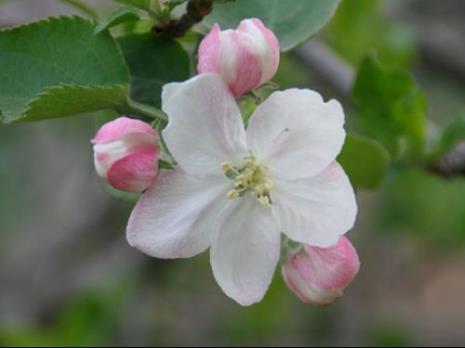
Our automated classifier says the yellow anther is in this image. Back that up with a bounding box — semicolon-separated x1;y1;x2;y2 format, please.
258;195;270;206
264;180;274;190
221;156;273;206
242;159;256;168
227;189;239;199
221;162;232;171
254;184;266;195
235;174;250;187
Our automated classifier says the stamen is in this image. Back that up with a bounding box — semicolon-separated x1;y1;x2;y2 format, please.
258;195;270;206
264;180;274;190
221;155;274;206
227;189;239;199
221;162;232;171
254;184;266;195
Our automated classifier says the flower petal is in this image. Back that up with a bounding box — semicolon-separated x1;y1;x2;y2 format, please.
197;23;221;74
127;169;229;258
210;197;281;306
92;116;156;144
162;74;247;177
93;132;157;179
107;149;158;192
272;162;357;248
236;18;280;85
246;89;345;180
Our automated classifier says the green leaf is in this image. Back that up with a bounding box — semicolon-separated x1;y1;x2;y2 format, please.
22;85;128;121
352;54;427;158
118;33;190;108
204;0;341;51
338;133;390;189
115;0;151;10
0;16;129;123
380;168;465;250
434;113;465;158
95;6;141;34
325;0;415;68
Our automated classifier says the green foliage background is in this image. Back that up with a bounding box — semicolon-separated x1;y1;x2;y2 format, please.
1;0;465;346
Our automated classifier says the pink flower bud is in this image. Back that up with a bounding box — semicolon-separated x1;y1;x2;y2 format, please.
198;18;280;96
282;237;360;305
92;117;159;193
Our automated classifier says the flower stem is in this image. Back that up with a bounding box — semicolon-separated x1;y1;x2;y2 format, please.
125;99;169;123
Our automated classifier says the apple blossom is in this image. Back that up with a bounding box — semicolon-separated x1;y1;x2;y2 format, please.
127;74;357;306
282;237;360;305
198;18;280;96
92;117;159;193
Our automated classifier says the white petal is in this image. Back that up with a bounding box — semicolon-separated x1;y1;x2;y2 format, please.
246;89;345;180
127;169;229;258
272;162;357;248
210;197;281;306
162;74;247;177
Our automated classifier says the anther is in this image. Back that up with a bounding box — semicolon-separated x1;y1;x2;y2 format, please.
258;195;270;206
227;190;239;199
221;162;232;171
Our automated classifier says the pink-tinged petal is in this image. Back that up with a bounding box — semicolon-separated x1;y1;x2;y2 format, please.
92;117;156;144
247;89;346;180
226;31;262;96
197;19;279;96
210;196;281;306
197;23;221;74
107;148;158;192
93;132;158;178
237;18;280;85
272;162;357;248
127;169;230;259
92;118;159;192
162;74;247;178
282;237;360;305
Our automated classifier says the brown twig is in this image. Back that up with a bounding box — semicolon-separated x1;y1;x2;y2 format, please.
153;0;213;38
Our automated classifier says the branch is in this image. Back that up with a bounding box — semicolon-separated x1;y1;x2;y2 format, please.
153;0;213;38
295;40;354;99
296;40;465;178
427;143;465;178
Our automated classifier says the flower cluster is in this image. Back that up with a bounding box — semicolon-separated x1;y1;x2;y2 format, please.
93;19;359;306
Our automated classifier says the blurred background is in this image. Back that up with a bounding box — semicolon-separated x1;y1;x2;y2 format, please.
1;0;465;346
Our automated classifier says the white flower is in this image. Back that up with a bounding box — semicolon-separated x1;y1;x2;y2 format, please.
126;74;357;306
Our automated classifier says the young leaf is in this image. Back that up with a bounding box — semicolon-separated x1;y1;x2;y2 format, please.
118;34;190;108
94;6;141;34
352;54;427;158
434;113;465;158
338;133;390;189
0;16;129;123
203;0;341;51
325;0;415;68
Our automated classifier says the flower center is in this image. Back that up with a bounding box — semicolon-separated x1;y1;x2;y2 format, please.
220;155;274;206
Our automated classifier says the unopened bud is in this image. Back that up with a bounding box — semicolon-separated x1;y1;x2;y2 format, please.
198;18;280;96
282;236;360;305
92;117;158;193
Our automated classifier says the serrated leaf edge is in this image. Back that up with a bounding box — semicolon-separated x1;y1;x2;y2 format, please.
8;83;129;123
0;15;94;33
0;16;131;123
